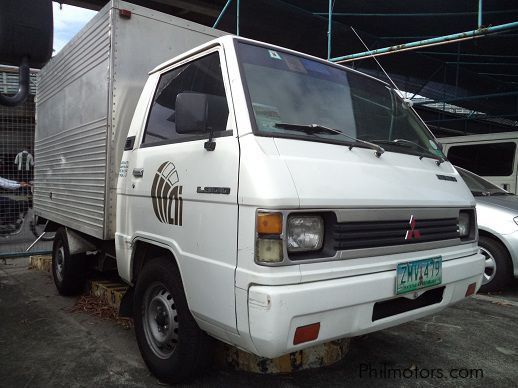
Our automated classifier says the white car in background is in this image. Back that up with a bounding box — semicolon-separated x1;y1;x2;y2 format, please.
456;166;518;292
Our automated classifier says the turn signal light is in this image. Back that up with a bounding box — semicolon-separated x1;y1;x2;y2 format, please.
293;322;320;345
257;212;283;235
465;282;477;297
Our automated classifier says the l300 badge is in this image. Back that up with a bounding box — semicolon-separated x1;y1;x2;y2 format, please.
197;186;231;195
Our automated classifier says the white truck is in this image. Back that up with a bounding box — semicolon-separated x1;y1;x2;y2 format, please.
34;1;484;383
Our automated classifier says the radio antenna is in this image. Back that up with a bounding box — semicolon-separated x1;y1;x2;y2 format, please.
350;26;403;96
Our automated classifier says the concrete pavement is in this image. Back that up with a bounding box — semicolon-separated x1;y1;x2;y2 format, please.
1;257;517;387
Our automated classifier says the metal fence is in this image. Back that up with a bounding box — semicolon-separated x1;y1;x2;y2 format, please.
0;68;53;258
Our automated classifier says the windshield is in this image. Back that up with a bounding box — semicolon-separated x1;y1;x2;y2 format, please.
237;42;444;159
456;166;508;196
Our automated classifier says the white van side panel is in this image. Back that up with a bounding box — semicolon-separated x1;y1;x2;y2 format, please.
441;133;518;193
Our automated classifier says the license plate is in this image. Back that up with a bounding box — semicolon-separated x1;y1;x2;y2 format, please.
396;256;442;295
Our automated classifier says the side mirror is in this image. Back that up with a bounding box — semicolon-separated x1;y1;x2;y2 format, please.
175;92;227;134
176;92;210;134
0;0;53;106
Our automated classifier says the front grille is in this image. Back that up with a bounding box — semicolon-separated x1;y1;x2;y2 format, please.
332;218;459;251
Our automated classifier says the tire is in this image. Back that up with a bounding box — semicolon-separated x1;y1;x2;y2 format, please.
134;256;210;384
51;228;86;296
479;235;513;293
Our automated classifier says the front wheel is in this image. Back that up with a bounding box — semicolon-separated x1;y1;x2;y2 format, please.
479;235;513;293
134;257;210;383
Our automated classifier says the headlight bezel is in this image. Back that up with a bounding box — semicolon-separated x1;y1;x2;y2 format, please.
255;210;333;265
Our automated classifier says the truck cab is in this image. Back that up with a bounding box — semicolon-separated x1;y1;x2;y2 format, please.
115;35;484;380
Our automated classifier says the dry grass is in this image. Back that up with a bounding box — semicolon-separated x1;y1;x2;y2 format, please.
68;294;134;329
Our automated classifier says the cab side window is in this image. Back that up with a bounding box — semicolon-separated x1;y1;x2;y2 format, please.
142;52;229;146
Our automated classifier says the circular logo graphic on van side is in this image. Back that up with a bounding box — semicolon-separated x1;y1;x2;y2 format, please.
151;161;183;226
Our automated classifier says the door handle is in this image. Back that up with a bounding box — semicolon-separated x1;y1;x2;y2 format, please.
133;168;144;177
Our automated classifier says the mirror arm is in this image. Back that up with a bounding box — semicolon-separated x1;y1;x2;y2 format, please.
0;56;30;107
204;127;216;151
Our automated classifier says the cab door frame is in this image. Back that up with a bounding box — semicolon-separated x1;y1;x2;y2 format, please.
124;43;242;335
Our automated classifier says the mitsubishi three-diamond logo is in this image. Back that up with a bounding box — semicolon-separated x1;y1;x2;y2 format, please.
405;215;421;240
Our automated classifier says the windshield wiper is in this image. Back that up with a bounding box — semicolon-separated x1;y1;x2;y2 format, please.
274;123;385;157
370;138;445;165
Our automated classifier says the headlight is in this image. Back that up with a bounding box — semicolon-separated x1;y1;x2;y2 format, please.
458;211;470;238
287;215;324;252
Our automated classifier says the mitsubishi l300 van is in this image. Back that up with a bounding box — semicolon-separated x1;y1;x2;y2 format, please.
34;7;485;381
112;36;484;380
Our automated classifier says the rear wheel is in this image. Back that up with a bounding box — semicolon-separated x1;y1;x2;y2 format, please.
134;256;210;383
51;228;86;295
479;235;513;293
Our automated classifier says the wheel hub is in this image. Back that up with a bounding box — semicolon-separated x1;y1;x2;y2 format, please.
55;246;65;282
480;247;496;285
143;283;179;359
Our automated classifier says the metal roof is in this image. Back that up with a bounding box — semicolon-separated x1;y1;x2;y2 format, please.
53;1;518;135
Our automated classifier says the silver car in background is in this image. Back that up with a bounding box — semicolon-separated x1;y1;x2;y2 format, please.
456;167;518;292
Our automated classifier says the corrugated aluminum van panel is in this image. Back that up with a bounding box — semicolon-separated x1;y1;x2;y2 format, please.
34;0;223;239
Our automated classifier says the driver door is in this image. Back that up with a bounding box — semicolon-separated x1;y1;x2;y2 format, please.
126;47;240;333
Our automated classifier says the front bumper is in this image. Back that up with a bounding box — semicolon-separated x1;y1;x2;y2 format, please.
246;252;484;358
